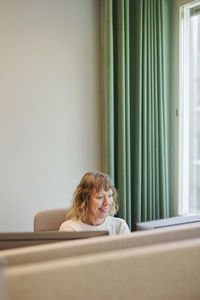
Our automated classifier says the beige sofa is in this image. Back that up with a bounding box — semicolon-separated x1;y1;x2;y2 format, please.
1;222;200;267
5;238;200;300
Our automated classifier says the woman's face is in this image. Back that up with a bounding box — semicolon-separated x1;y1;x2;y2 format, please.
87;188;113;224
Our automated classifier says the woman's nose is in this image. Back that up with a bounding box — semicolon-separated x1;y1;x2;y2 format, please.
103;196;109;205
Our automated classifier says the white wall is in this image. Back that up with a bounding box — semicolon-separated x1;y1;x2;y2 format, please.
0;0;102;231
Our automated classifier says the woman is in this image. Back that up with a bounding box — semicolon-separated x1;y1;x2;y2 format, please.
59;172;130;235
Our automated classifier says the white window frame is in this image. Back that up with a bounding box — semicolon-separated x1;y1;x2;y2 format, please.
178;0;200;215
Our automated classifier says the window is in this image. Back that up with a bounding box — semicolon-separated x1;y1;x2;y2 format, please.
179;1;200;214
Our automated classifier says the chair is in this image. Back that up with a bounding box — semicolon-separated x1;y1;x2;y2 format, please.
34;207;71;232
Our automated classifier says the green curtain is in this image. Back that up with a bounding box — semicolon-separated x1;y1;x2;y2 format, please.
101;0;172;230
101;0;132;227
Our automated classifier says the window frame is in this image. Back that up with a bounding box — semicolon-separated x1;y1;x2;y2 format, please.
178;0;200;215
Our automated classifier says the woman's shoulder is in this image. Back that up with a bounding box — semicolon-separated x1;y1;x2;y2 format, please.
59;219;81;232
107;215;127;224
60;219;75;226
106;216;130;234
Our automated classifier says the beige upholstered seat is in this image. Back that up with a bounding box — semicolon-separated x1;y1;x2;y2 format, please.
34;208;70;232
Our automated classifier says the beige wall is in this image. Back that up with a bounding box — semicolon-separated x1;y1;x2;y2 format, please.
0;0;102;231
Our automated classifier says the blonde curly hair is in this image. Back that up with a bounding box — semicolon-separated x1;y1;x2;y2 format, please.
67;172;119;221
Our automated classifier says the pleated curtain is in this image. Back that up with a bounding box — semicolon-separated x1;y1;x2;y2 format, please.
101;0;172;230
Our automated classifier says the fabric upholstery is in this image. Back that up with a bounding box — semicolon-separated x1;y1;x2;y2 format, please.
5;238;200;300
33;207;70;232
2;222;200;266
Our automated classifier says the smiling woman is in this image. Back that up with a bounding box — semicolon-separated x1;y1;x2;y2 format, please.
88;189;114;225
59;172;130;235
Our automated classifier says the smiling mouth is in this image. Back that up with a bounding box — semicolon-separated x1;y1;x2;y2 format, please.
99;208;109;213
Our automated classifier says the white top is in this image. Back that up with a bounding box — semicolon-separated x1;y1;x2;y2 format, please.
59;216;130;235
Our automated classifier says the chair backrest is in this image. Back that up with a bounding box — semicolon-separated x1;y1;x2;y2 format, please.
34;207;71;232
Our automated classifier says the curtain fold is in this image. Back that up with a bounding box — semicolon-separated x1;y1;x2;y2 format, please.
101;0;171;230
101;0;115;180
101;0;132;227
